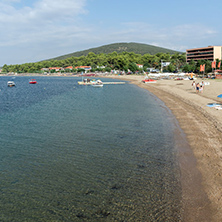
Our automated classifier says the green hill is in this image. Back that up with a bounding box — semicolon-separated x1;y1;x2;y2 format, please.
50;42;181;60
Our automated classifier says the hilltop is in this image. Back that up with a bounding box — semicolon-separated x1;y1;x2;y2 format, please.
50;42;182;60
2;42;186;73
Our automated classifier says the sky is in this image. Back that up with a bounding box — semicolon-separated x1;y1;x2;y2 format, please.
0;0;222;66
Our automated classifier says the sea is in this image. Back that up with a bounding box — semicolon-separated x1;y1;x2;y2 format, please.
0;76;183;221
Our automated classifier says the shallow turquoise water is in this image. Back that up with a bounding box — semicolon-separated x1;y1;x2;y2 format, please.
0;76;182;221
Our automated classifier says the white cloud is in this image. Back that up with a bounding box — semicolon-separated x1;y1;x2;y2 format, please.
0;0;87;46
101;22;218;52
0;0;90;64
0;1;220;65
33;0;87;21
169;24;217;38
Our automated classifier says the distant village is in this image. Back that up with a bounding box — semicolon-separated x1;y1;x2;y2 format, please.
40;64;155;73
1;64;159;76
2;45;222;79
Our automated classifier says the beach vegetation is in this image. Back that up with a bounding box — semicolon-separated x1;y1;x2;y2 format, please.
182;64;192;72
2;51;187;74
1;42;186;74
167;63;176;72
128;62;138;73
4;42;221;75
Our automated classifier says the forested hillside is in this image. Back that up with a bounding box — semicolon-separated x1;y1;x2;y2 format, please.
50;42;181;61
2;51;186;74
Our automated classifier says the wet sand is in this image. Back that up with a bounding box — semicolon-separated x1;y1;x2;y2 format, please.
105;75;222;222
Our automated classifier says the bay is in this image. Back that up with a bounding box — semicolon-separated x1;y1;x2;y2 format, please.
0;76;182;221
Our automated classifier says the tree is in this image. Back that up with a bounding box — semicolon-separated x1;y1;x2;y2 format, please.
77;68;85;73
182;64;192;72
128;63;138;73
151;56;160;69
117;55;128;70
167;64;176;72
123;66;128;73
189;59;196;72
1;51;188;74
87;52;96;58
65;69;71;73
205;60;212;73
105;67;111;72
2;64;9;72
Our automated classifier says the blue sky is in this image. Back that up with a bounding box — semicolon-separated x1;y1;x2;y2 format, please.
0;0;221;66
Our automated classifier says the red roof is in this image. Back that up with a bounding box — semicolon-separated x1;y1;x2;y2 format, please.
49;67;62;70
65;66;73;69
75;66;91;69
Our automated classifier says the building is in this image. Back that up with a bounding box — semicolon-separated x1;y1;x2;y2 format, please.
48;67;64;72
97;66;106;69
65;66;73;70
186;46;222;63
136;64;143;69
147;68;160;73
75;66;91;72
161;62;170;67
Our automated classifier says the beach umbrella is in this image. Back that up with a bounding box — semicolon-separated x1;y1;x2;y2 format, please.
217;94;222;98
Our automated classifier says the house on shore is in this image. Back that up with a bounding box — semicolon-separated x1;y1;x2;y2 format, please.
75;66;91;73
65;66;73;70
136;64;143;69
41;67;64;72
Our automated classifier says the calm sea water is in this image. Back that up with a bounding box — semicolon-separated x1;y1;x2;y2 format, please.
0;76;182;221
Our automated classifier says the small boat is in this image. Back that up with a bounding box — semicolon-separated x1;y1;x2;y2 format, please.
92;80;103;87
142;79;157;83
7;81;15;87
29;79;37;84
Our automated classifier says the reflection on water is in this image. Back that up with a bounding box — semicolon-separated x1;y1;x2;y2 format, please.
0;76;181;221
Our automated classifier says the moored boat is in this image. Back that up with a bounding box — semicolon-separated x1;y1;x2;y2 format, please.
29;79;37;84
7;81;15;87
91;79;103;87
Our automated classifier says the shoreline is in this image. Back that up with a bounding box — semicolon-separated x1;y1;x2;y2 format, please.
2;74;222;220
104;75;222;221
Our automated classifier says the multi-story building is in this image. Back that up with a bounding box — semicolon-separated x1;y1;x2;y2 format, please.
186;46;222;63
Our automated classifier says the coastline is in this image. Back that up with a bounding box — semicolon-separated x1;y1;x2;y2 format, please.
2;73;222;220
104;75;222;221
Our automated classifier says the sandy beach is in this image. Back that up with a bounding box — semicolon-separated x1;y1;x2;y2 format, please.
104;75;222;221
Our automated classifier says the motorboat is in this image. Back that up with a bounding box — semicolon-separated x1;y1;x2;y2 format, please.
7;81;15;87
29;79;37;84
92;79;103;87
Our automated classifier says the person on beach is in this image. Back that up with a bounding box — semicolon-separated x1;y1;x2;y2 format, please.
199;85;203;93
196;83;200;93
192;81;196;90
201;81;205;89
199;81;204;93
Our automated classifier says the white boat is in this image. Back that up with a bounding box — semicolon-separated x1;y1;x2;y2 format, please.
7;81;15;87
92;80;103;87
92;84;103;88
